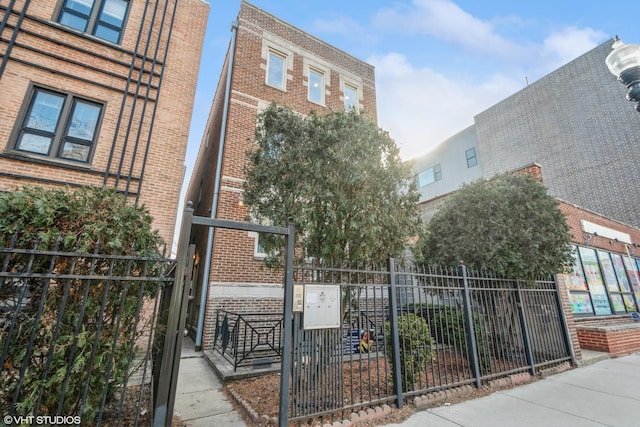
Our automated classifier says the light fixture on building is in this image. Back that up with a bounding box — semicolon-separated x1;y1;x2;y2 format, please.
605;37;640;112
237;193;244;207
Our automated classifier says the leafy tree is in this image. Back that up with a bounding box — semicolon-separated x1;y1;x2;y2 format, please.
413;173;572;279
0;186;164;421
243;102;421;266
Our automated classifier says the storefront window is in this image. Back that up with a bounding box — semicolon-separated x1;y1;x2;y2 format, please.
578;247;611;315
563;245;639;316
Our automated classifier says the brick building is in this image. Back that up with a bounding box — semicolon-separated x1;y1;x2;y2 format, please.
411;39;640;357
414;39;640;230
185;1;377;350
0;0;208;246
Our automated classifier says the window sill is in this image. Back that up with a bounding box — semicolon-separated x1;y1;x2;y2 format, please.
1;150;94;172
265;83;286;92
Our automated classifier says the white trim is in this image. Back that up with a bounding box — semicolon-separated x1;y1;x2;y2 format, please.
265;49;287;90
208;283;284;299
303;58;331;106
581;220;632;244
339;75;363;111
248;231;267;258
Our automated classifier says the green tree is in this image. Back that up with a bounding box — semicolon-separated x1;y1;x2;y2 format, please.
0;186;164;421
414;173;572;279
243;102;421;265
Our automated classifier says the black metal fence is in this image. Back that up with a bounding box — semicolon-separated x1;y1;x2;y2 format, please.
283;259;574;424
213;309;283;371
0;235;176;426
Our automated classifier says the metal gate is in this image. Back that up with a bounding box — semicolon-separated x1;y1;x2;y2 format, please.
153;202;296;426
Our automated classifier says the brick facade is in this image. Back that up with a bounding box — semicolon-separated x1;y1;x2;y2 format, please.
0;0;208;246
475;40;640;230
185;1;377;349
524;165;640;360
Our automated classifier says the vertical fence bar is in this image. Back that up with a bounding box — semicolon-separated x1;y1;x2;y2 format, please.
153;202;193;427
278;220;295;427
387;257;403;408
553;275;577;366
460;262;481;388
515;281;536;375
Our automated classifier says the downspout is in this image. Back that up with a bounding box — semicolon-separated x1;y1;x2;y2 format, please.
195;20;239;350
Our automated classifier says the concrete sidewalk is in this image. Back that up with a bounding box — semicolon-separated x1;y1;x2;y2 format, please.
173;338;247;426
384;352;640;427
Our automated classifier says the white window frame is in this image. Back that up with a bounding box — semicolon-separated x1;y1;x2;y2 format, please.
343;82;358;110
308;67;325;105
266;49;287;90
304;59;330;107
248;231;267;259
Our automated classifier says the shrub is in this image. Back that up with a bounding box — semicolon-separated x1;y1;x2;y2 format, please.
0;186;164;421
385;313;434;391
429;306;492;372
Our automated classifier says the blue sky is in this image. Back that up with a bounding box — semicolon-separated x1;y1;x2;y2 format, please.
173;0;639;250
185;0;638;172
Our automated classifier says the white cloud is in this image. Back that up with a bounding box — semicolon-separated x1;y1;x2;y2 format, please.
366;1;609;160
538;26;608;72
373;0;525;60
370;52;523;160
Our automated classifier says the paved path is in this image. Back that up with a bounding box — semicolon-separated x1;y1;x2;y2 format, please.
383;352;640;427
173;339;247;426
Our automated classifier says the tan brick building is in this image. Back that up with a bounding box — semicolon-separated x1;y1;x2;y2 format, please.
185;1;377;349
0;0;209;246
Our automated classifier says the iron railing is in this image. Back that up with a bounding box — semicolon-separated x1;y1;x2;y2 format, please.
0;236;175;426
283;259;574;424
213;309;283;371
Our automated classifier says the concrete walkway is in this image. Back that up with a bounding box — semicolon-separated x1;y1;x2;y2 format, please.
173;338;247;426
383;352;640;427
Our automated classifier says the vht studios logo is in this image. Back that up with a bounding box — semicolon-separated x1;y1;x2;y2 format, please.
4;415;81;425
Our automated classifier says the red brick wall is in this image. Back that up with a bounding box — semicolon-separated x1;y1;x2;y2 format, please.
554;273;582;363
576;325;640;357
188;1;378;287
202;297;284;349
186;2;378;350
560;202;640;255
0;0;208;246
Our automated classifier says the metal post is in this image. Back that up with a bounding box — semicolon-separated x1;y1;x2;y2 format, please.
278;220;295;427
553;274;577;366
154;202;194;426
515;281;536;375
165;243;195;420
387;257;403;408
460;262;481;388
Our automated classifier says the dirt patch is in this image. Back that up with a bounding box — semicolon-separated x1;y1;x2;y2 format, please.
222;349;497;426
222;352;568;426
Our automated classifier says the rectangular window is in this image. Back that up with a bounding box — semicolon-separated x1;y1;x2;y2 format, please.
344;83;358;110
248;231;268;258
13;87;103;163
417;163;442;187
58;0;129;44
308;68;324;104
267;50;286;90
466;147;477;167
434;163;442;181
563;245;640;316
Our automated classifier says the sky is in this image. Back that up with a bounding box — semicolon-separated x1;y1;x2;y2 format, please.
173;0;640;251
186;0;639;164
